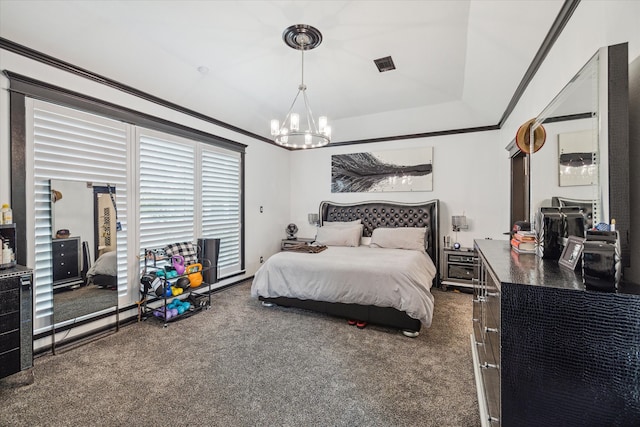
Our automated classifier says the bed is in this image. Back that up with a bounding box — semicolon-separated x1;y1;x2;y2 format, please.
86;250;118;289
251;200;440;337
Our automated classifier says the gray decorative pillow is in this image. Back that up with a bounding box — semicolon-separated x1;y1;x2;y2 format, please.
369;227;427;251
315;224;363;247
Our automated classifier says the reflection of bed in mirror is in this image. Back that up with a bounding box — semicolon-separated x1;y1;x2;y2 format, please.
86;249;117;289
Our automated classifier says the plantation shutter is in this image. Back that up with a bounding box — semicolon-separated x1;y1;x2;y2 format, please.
30;100;128;331
201;146;243;277
138;129;195;250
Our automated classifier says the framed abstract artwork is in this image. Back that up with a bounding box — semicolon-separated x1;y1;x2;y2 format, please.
331;147;433;193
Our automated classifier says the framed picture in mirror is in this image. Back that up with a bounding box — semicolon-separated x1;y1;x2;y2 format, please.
558;130;597;187
559;235;585;270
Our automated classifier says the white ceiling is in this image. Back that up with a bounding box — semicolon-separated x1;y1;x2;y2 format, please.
0;0;565;144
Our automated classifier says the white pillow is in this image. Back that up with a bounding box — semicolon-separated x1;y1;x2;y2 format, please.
323;219;362;227
369;227;427;251
315;224;363;247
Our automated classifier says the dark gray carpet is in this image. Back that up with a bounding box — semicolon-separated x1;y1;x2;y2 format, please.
0;281;479;426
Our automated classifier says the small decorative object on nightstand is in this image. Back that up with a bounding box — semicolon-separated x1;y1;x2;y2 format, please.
285;223;298;239
281;237;315;251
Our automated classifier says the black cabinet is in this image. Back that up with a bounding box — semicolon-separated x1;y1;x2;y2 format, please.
52;237;82;289
0;266;33;379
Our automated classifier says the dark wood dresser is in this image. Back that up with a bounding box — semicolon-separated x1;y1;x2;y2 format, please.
0;265;33;379
472;239;640;426
52;236;82;289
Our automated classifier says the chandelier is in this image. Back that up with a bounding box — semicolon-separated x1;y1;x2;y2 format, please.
270;24;331;149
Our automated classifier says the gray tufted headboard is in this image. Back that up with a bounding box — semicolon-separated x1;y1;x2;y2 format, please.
319;199;440;272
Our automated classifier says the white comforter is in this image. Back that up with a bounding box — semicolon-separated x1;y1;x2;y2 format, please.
251;246;437;327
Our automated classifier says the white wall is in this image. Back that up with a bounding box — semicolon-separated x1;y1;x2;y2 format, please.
0;48;291;310
289;130;507;250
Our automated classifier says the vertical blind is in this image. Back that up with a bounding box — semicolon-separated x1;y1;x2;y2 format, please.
138;129;195;250
30;100;129;328
201;146;242;277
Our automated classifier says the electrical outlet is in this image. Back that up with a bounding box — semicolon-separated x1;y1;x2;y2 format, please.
260;206;263;213
260;256;264;263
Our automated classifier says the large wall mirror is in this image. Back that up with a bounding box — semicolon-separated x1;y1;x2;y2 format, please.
509;43;630;266
50;180;118;332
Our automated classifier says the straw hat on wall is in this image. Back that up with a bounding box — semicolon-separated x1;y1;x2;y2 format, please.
516;118;546;153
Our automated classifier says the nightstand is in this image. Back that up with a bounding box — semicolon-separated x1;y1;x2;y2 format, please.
440;246;477;290
281;237;315;251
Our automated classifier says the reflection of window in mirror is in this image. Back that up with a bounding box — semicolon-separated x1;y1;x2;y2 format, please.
96;191;117;259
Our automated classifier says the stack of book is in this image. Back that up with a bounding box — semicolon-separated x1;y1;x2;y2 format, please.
511;231;537;254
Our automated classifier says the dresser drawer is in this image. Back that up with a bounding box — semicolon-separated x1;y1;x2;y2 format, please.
0;310;19;335
0;329;19;353
0;274;20;292
0;289;19;314
0;347;20;378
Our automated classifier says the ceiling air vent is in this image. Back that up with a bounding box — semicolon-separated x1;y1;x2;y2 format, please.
374;56;396;72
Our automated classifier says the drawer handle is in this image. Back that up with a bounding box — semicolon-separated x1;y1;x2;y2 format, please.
481;362;499;369
489;416;500;423
487;292;499;297
472;317;479;322
485;327;499;333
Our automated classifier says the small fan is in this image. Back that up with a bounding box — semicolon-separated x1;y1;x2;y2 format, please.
286;223;298;239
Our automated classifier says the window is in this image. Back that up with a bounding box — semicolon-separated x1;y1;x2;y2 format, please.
138;129;195;249
201;146;243;277
138;128;244;277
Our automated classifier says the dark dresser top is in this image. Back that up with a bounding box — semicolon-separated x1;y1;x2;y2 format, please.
474;239;640;295
0;264;33;280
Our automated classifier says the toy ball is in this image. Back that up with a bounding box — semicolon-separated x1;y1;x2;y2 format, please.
165;310;173;320
177;306;185;315
170;308;179;317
